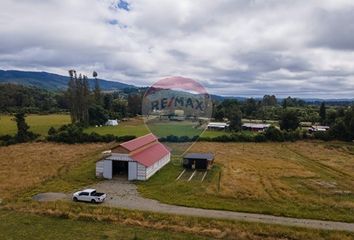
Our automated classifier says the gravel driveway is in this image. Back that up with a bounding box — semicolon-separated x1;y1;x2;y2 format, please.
33;179;354;233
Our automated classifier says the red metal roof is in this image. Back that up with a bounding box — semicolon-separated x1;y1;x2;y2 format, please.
131;142;170;167
120;133;157;152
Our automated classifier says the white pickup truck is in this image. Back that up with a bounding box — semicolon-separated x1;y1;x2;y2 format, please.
72;189;106;203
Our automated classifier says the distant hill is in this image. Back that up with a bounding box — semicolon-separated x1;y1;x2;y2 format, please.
0;70;136;91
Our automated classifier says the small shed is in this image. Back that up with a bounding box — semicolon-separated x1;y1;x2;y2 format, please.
96;133;170;181
106;119;119;126
183;153;214;170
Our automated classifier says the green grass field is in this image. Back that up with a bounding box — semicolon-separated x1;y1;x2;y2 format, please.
0;114;231;139
86;118;231;138
0;210;207;240
85;121;149;137
0;114;71;136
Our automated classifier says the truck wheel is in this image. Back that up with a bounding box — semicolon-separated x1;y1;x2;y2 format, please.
91;199;96;204
73;197;78;202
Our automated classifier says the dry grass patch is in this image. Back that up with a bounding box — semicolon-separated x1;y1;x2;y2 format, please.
139;141;354;221
189;142;317;201
0;142;109;199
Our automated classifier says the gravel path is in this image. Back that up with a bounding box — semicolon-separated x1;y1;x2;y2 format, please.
90;179;354;232
32;192;69;202
33;179;354;232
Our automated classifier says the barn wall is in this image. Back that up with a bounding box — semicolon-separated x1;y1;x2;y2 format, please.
95;160;104;178
103;160;113;179
146;153;170;180
108;153;132;161
128;161;137;180
137;163;146;180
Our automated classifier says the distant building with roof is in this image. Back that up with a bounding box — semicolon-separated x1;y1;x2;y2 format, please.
96;133;170;181
207;122;229;130
242;123;271;132
309;125;330;133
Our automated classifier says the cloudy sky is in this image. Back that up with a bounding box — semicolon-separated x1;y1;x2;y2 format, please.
1;0;354;98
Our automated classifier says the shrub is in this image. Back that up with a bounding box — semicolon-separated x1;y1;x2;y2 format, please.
313;131;332;141
255;133;267;142
159;135;198;143
265;126;284;142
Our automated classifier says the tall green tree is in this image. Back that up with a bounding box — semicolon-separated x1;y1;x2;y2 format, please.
67;70;90;125
279;110;299;131
262;95;277;106
227;105;242;131
93;71;101;105
68;70;78;123
14;112;38;142
319;102;326;124
127;94;142;116
242;98;258;117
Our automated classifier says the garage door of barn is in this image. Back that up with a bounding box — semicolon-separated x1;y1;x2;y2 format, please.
103;160;137;180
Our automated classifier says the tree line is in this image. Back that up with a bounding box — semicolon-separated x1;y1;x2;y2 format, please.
65;69;143;126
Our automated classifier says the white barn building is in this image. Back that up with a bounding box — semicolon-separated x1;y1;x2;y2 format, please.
96;134;170;181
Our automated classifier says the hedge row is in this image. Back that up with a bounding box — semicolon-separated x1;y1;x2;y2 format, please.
47;124;135;144
159;127;307;143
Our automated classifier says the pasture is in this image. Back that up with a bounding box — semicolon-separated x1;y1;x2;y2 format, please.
0;142;110;199
0;210;207;240
139;141;354;222
0;114;71;136
0;114;230;139
85;117;149;136
0;142;354;239
86;117;230;138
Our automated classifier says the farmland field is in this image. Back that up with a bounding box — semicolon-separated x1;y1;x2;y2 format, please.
0;210;207;240
1;142;354;239
86;117;231;138
0;114;71;136
0;114;230;138
85;117;149;136
139;141;354;222
0;142;110;199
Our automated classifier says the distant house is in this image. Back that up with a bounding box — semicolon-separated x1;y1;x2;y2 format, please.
309;125;330;133
242;123;270;132
105;119;119;126
183;153;214;170
96;134;170;181
207;122;229;130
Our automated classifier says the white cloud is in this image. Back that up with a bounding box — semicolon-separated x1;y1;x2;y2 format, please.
1;0;354;98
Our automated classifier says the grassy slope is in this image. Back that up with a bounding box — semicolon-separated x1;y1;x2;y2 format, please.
0;114;71;136
0;210;207;240
138;141;354;222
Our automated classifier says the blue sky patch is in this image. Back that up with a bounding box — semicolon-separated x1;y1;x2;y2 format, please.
118;0;129;11
108;19;119;25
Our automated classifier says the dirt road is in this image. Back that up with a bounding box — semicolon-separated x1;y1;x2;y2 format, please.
90;179;354;232
33;179;354;232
